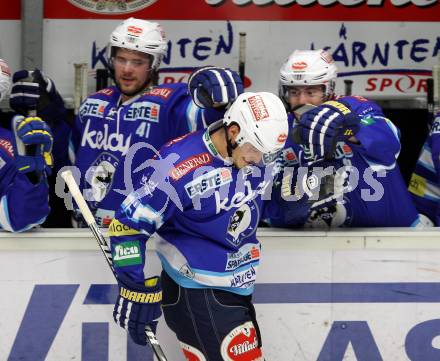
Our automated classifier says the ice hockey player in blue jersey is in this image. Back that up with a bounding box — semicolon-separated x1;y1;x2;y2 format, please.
70;17;243;227
108;92;288;360
408;111;440;225
0;59;53;232
272;49;427;228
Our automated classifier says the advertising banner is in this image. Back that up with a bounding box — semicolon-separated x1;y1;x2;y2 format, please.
2;230;440;360
2;0;438;102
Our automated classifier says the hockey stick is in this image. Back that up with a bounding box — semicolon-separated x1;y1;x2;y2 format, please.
239;32;246;84
427;78;434;131
60;170;168;361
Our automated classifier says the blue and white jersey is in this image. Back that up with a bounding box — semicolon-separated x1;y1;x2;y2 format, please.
271;96;422;228
70;83;223;226
0;126;49;232
109;124;279;295
408;112;440;225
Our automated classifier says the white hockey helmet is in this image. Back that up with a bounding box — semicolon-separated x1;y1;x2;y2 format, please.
224;92;288;156
108;17;167;70
279;49;338;102
0;59;11;102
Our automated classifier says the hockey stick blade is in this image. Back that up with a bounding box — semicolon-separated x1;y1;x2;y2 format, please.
60;170;169;361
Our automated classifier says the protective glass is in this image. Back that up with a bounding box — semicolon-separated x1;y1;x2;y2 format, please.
287;86;325;100
112;56;151;69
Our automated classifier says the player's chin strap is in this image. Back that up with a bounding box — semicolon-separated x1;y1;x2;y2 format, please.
223;124;238;158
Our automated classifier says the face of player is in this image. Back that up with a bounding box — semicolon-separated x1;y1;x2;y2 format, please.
232;142;264;169
287;85;326;108
113;48;152;100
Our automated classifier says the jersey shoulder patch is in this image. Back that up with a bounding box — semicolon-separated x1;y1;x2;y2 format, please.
141;83;187;103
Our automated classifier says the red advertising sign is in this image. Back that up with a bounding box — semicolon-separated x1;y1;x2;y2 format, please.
44;0;440;21
1;0;20;19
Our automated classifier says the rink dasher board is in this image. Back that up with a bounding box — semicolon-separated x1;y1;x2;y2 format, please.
1;228;440;361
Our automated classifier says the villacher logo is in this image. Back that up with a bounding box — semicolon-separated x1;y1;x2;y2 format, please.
68;0;158;15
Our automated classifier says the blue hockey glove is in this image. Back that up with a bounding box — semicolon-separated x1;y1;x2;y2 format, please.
188;66;243;109
296;100;360;161
113;272;162;346
10;69;66;126
12;115;53;178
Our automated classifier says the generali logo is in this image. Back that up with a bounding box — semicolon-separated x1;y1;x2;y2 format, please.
169;153;213;181
67;0;158;15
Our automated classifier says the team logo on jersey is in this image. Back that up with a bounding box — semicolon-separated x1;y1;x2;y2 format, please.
67;0;158;15
247;95;269;121
226;200;259;247
0;139;14;157
79;99;109;118
125;101;160;122
113;240;142;267
225;243;260;271
185;168;232;198
84;153;119;206
144;87;174;99
170;153;213;181
179;264;195;279
221;321;262;361
105;107;117;121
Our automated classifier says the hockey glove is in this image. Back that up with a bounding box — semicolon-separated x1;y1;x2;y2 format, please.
281;164;337;205
12;115;53;180
113;272;162;346
10;69;66;127
188;66;243;109
296;100;360;161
